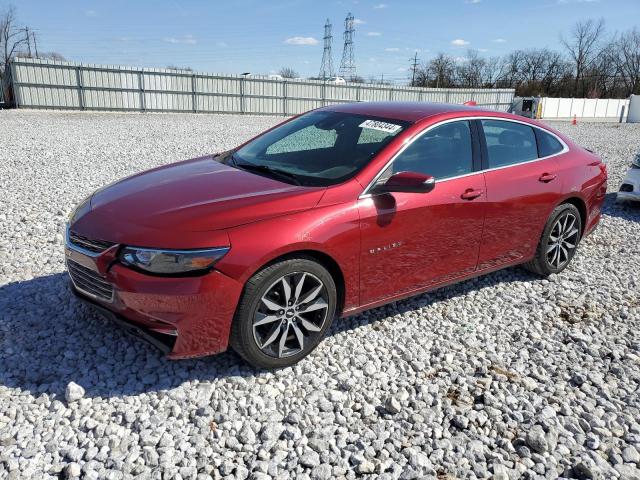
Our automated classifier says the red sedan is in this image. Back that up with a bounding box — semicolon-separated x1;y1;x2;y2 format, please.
65;102;607;368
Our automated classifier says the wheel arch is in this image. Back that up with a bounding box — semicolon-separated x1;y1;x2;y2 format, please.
244;249;347;316
559;196;587;238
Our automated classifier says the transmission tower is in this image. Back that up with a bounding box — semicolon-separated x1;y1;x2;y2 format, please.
319;19;334;79
339;12;356;80
410;52;419;86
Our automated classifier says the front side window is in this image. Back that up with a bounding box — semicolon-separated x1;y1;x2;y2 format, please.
481;119;538;168
390;121;473;180
230;111;409;186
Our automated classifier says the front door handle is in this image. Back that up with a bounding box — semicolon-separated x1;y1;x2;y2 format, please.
539;173;557;183
461;188;483;200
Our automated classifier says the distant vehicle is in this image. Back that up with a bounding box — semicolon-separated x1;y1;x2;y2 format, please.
268;74;284;80
65;102;607;368
509;97;541;119
617;156;640;202
327;76;346;85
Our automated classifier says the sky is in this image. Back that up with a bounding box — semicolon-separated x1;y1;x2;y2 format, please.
5;0;640;83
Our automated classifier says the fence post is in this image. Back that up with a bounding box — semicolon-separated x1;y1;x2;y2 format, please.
356;85;360;102
239;77;245;114
138;71;145;112
191;74;197;113
283;80;287;116
388;86;393;101
321;81;326;107
8;60;18;107
75;66;84;110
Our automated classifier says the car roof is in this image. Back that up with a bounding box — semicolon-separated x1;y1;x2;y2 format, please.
322;101;496;123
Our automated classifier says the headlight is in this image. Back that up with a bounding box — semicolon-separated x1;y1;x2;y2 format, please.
120;246;230;275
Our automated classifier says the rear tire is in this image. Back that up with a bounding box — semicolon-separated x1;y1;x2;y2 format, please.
524;203;582;276
230;256;337;369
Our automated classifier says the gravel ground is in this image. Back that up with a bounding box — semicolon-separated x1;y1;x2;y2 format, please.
0;110;639;480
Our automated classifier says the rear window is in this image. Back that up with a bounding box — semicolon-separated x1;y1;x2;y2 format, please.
536;129;564;157
481;120;538;168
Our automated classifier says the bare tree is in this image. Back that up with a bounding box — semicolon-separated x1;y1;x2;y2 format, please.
420;53;455;88
1;6;28;80
278;67;298;79
561;18;606;96
615;28;640;96
455;50;487;88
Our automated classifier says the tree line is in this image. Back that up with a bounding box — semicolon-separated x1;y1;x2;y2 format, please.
411;19;639;98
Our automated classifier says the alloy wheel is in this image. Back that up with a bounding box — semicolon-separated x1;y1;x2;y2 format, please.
252;272;329;358
546;212;579;269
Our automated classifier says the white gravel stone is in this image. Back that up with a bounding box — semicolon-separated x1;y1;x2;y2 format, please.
0;111;639;479
64;382;85;402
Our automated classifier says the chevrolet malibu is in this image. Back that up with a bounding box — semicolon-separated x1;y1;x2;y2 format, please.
65;102;607;368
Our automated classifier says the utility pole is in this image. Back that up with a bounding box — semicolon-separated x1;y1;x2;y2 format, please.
32;31;38;58
319;19;334;79
338;12;356;81
410;52;419;86
25;27;32;57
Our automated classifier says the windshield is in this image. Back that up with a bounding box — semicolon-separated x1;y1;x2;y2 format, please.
228;110;410;187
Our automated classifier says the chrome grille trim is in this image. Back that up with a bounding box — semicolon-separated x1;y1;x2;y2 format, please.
68;230;115;254
67;259;114;302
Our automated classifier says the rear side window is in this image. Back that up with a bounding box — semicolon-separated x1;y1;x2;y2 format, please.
481;120;538;168
391;120;473;180
536;129;564;157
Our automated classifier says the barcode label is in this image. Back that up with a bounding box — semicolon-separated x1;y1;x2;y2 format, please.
358;119;402;134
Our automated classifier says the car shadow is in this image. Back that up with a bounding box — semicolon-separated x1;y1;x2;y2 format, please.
602;191;640;221
0;267;538;399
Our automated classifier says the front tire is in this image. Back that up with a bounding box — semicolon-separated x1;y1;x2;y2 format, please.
230;257;337;369
525;203;582;276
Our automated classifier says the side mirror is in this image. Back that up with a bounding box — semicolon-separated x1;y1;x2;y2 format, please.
371;171;436;194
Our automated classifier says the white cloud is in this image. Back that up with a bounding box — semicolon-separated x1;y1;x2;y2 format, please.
164;34;197;45
284;36;319;45
367;32;382;36
396;67;407;72
466;0;481;3
353;18;366;25
451;38;470;46
478;48;489;52
384;47;400;52
85;9;97;17
216;41;228;48
373;3;388;8
493;38;506;43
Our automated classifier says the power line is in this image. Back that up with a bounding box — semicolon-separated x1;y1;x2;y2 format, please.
319;19;334;79
338;12;356;80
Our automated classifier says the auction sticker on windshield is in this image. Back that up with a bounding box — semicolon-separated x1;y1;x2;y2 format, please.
359;119;402;134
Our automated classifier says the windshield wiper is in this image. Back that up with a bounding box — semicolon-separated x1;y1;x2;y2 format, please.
236;162;302;186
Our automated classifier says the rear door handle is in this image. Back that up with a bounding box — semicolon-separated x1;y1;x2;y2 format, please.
461;188;483;200
539;173;557;183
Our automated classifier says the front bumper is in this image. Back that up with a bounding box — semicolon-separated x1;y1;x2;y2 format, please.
617;167;640;202
65;239;244;359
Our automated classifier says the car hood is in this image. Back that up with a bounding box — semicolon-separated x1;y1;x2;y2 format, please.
72;156;325;246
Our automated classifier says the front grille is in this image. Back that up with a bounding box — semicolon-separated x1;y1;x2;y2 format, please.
619;183;634;193
67;260;114;302
69;231;115;254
